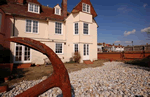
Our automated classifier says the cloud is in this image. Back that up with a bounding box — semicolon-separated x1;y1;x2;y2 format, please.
117;5;132;13
141;27;150;32
125;41;132;44
124;29;136;36
143;4;148;8
114;41;121;43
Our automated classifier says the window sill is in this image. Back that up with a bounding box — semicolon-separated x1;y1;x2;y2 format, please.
83;34;90;35
55;33;63;35
56;53;64;55
28;11;40;14
73;34;79;35
25;32;39;34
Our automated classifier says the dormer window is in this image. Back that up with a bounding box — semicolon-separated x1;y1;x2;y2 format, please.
28;3;40;14
55;8;61;15
82;3;90;13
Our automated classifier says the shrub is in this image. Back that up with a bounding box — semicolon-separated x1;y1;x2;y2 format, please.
73;52;81;63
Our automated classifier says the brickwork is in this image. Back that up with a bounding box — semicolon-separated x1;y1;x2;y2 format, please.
98;51;150;61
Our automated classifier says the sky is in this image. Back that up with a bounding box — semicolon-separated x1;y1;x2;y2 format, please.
38;0;150;46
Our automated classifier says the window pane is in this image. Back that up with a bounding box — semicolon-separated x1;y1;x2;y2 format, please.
0;13;2;28
55;22;62;34
87;44;89;55
24;46;30;61
87;5;90;13
56;8;59;15
34;5;38;12
83;3;86;12
83;23;88;34
26;20;31;32
55;43;62;53
75;23;78;34
29;4;33;11
33;21;38;33
74;44;78;52
84;44;86;55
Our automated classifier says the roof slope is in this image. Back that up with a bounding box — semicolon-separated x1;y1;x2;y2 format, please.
0;0;69;21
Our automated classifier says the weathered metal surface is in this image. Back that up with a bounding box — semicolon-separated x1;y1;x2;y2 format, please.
6;37;71;97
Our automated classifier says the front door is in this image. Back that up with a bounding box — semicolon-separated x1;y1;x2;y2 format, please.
14;43;31;63
83;44;89;60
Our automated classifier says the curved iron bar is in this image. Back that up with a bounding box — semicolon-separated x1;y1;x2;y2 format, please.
6;37;71;97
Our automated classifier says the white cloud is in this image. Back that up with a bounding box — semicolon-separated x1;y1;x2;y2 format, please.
117;5;132;13
143;4;148;8
124;29;136;36
114;41;121;43
125;41;132;44
141;27;150;32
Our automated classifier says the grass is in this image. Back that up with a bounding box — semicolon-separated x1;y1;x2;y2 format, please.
1;59;109;86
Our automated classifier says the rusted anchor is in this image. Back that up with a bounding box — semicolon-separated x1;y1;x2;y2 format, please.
7;37;72;97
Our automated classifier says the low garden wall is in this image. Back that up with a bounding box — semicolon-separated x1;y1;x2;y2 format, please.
98;51;150;61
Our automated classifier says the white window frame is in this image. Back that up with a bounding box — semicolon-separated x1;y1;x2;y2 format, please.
26;19;39;34
74;22;79;35
28;3;40;14
55;8;61;15
83;22;89;35
82;3;90;13
55;43;63;54
55;22;63;35
74;44;79;52
14;43;32;63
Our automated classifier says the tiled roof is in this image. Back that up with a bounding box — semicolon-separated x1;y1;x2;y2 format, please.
0;1;70;21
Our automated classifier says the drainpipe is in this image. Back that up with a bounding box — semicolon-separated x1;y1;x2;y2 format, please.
13;15;15;36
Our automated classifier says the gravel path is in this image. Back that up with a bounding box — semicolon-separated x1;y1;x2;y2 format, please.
1;62;150;97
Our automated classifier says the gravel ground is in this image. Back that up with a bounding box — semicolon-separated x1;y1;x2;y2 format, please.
1;62;150;97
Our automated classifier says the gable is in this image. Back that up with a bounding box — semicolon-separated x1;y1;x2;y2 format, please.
72;0;97;18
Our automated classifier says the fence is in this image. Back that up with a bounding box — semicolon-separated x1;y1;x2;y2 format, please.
98;51;150;61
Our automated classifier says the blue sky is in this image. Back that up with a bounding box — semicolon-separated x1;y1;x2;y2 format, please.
38;0;150;46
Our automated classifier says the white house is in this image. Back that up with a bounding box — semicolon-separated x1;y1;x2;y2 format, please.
0;0;98;64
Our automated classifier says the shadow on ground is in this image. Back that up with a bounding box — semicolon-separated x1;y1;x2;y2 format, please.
124;55;150;71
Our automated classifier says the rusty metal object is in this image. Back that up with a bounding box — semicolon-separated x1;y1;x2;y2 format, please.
6;37;71;97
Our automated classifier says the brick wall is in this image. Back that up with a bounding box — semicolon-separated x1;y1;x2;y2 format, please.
98;51;150;61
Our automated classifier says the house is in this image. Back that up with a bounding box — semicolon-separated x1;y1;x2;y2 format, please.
0;0;98;64
97;43;103;53
97;42;124;52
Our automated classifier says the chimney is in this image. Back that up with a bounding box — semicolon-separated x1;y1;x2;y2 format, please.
113;43;114;46
103;42;105;46
61;0;67;18
16;0;24;4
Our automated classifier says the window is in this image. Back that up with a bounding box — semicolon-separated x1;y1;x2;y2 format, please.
26;20;38;33
55;43;63;54
0;13;2;29
15;43;31;62
82;3;90;13
74;44;78;52
55;22;62;34
28;3;40;13
83;23;89;34
55;8;61;15
74;23;78;35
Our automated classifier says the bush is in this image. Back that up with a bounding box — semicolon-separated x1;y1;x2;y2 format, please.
73;52;81;63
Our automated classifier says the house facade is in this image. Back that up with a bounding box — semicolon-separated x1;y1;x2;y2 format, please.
0;0;98;64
